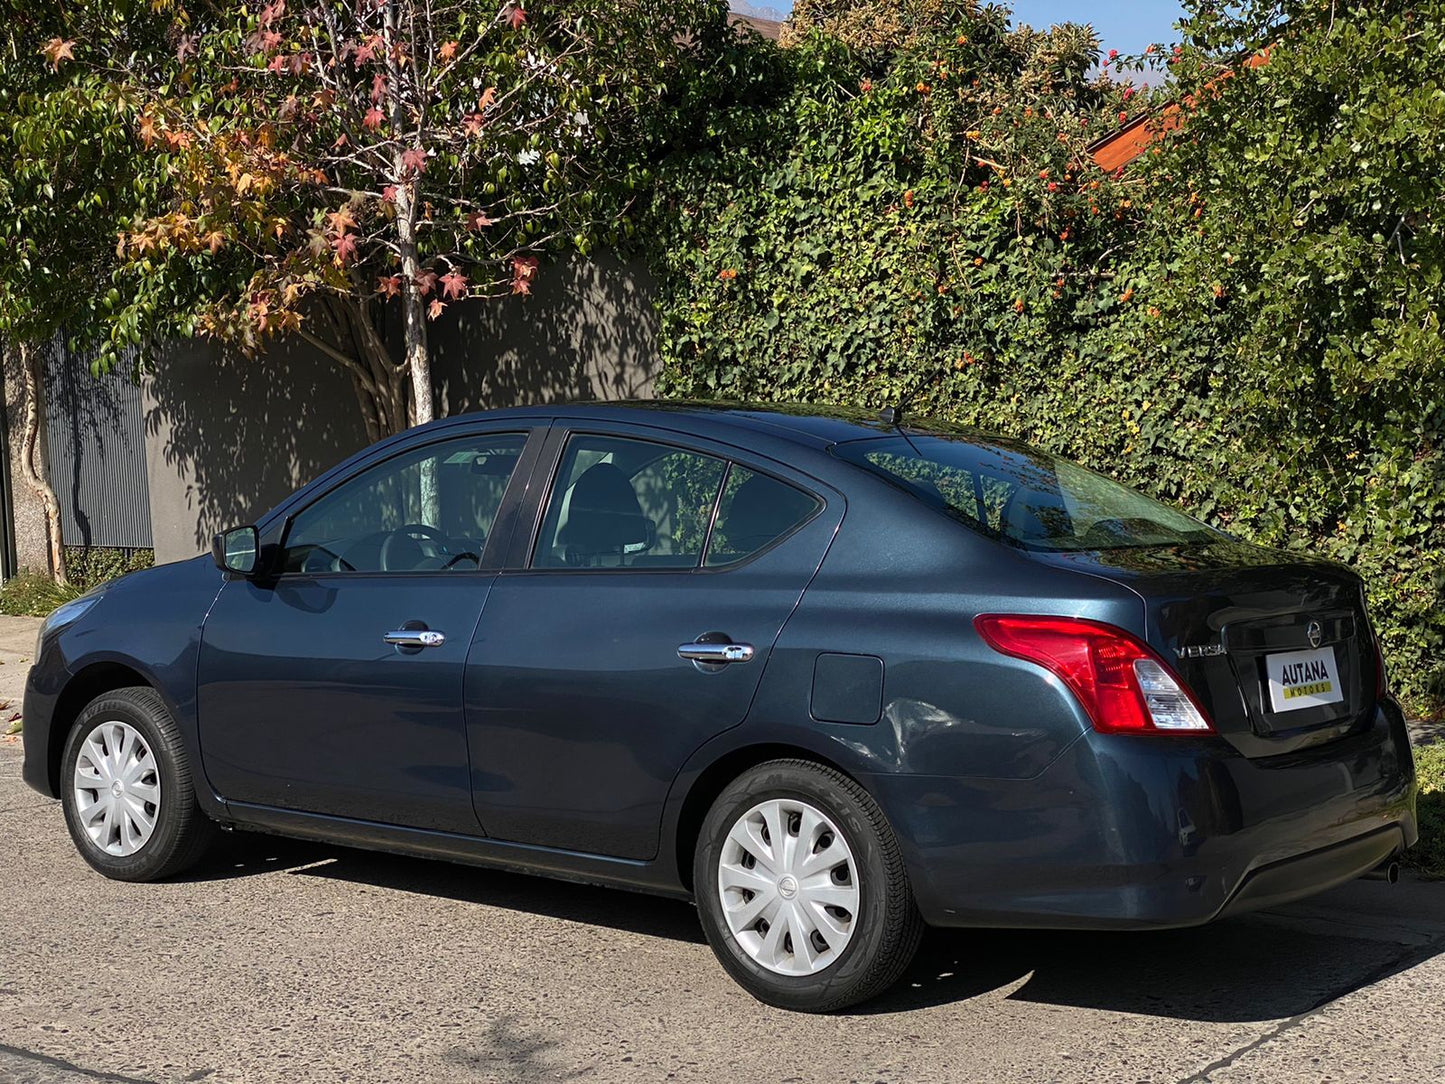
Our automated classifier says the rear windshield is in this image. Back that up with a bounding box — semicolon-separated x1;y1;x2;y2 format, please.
834;433;1221;552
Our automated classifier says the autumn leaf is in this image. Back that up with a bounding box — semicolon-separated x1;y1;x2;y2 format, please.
352;34;381;65
479;86;497;111
440;270;467;299
137;113;159;147
260;0;286;27
363;107;385;131
463;113;485;136
400;147;427;175
439;40;459;63
203;231;226;254
428;298;446;318
327;206;357;234
331;232;358;264
381;184;398;203
511;253;538;295
370;73;387;103
507;4;526;30
42;38;76;71
378;275;402;298
415;268;438;296
464;211;493;230
176;34;198;63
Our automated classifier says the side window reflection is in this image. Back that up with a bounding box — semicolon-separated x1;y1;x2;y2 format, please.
282;434;526;573
534;435;726;569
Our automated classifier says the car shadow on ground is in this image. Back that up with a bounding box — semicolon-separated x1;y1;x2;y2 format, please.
186;830;1442;1024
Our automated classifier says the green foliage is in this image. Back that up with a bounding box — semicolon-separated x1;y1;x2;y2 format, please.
648;0;1444;716
0;572;82;618
1409;742;1445;879
63;547;154;593
0;2;174;353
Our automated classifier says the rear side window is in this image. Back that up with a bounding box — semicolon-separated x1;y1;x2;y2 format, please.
706;467;821;567
535;435;726;568
834;434;1220;552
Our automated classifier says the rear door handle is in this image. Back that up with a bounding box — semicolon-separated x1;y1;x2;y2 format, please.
677;641;755;664
384;629;447;648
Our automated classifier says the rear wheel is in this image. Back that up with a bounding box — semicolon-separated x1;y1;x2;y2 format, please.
61;686;218;881
693;759;923;1012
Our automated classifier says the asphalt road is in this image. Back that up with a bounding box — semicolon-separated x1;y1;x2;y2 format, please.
2;615;1444;1084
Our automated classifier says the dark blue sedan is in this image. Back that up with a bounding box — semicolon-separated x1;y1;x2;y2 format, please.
21;403;1417;1011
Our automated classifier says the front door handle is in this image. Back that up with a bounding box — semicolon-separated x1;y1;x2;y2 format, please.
677;641;755;664
384;629;446;648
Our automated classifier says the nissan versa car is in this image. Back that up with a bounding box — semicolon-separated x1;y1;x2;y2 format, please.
21;403;1416;1011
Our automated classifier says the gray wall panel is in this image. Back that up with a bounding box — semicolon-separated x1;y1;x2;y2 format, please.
43;339;153;549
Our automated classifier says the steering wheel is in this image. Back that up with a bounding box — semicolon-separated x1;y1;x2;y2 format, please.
380;522;451;571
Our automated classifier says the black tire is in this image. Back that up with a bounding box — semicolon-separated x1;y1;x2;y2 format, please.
693;759;923;1012
60;686;218;881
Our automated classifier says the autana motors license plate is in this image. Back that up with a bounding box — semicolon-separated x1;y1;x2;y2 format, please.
1265;645;1344;713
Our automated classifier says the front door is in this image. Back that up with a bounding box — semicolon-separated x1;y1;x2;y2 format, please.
197;429;533;833
467;428;841;859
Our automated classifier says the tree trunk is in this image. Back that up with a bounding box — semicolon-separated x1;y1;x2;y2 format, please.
395;201;432;429
15;341;67;585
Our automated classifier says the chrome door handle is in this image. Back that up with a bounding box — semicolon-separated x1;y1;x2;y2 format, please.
384;629;446;648
677;642;755;664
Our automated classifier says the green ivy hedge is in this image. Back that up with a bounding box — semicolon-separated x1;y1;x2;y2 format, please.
648;0;1444;715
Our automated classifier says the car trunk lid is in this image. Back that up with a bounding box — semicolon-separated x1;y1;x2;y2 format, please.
1029;539;1379;758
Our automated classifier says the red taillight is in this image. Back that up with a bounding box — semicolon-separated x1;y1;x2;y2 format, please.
974;614;1213;734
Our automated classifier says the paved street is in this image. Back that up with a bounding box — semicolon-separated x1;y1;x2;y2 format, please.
2;611;1443;1084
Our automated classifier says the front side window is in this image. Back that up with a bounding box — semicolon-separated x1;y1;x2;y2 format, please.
282;434;526;573
534;435;726;569
834;434;1221;552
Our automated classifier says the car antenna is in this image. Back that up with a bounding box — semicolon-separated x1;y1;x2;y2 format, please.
878;403;904;427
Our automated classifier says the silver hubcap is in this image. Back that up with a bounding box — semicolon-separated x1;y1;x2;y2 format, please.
718;798;860;976
72;721;161;857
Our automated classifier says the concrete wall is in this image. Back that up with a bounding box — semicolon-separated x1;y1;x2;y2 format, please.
144;255;659;563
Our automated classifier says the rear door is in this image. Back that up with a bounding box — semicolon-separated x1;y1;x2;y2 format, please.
465;424;842;859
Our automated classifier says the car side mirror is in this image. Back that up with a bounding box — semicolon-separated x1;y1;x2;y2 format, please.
212;525;260;576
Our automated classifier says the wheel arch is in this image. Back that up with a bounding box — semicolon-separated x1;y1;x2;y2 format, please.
45;661;156;795
671;741;873;895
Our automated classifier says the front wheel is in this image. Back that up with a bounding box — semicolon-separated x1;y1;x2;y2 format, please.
60;686;218;881
693;759;923;1012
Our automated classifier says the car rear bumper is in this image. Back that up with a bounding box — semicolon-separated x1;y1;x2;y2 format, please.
867;698;1417;929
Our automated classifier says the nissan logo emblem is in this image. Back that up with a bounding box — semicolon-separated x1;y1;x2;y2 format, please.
1307;620;1323;649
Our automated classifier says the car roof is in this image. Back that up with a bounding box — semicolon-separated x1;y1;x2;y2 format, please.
433;400;931;449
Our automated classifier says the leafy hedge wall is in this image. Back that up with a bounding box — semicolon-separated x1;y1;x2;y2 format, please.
648;0;1444;715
